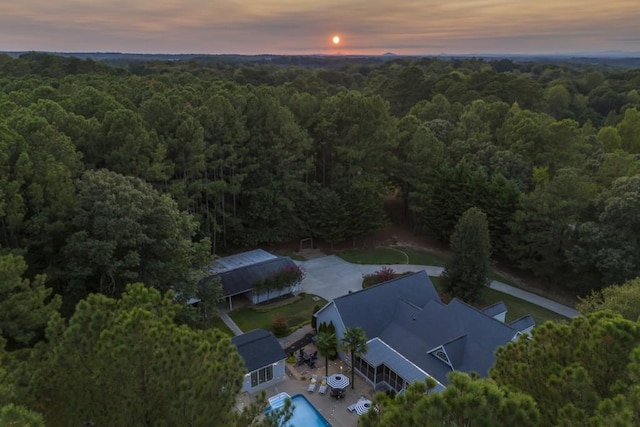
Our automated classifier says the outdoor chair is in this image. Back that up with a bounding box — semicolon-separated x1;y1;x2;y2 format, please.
318;376;328;394
307;374;318;392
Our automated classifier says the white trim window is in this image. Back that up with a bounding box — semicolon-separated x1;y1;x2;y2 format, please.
251;365;274;387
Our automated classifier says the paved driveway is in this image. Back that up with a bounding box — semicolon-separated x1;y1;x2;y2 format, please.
298;256;579;318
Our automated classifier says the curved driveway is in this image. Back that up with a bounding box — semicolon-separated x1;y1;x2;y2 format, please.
298;255;579;318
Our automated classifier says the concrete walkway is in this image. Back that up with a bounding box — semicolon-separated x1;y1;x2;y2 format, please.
219;310;243;336
299;255;580;318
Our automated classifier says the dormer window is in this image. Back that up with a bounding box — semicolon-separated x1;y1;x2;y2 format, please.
427;345;453;370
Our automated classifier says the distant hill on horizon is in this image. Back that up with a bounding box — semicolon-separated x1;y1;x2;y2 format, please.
3;50;640;68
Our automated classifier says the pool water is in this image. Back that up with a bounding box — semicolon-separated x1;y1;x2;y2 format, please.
268;394;331;427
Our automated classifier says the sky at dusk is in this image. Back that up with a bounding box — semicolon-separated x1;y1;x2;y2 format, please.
1;0;639;56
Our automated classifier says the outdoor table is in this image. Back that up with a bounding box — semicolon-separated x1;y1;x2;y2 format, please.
327;373;350;389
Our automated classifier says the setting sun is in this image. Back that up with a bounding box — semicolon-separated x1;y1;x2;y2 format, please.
332;35;340;45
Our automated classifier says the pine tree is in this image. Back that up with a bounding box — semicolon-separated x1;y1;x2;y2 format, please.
0;254;61;349
441;207;491;303
28;284;254;426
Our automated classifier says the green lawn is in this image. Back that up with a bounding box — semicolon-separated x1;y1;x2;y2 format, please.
429;276;565;324
337;246;522;287
337;247;408;264
401;247;450;266
337;246;450;266
228;293;328;334
210;316;234;336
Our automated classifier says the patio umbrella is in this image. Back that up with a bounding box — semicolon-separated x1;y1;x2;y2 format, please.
327;373;350;389
354;399;373;416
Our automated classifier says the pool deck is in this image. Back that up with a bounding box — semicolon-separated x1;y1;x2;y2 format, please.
238;357;377;427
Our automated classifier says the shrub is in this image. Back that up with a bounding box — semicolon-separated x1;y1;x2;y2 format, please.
272;314;289;337
255;265;306;296
311;304;321;330
362;266;398;288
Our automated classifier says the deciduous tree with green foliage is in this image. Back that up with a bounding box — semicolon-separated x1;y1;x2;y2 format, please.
509;168;594;285
62;169;210;310
441;207;491;303
568;175;640;287
577;277;640;321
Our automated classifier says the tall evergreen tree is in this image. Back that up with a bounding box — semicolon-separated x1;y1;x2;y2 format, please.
0;254;61;349
491;312;640;426
441;207;491;303
28;284;260;426
361;372;540;427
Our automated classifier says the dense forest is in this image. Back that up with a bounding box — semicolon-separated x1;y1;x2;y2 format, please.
1;52;640;424
2;53;639;303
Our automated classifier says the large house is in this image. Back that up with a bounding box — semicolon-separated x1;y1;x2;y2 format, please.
202;249;302;310
314;271;535;392
232;329;287;393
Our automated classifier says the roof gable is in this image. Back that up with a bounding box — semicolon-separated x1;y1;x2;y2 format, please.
509;315;536;332
334;271;440;337
482;301;507;319
231;329;286;372
441;335;467;369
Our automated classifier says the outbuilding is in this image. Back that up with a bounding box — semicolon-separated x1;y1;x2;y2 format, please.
232;329;287;393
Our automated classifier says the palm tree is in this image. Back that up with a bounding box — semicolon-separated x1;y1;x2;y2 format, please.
315;331;337;377
340;327;368;389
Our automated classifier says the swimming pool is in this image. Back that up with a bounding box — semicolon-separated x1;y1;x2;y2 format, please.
267;393;331;427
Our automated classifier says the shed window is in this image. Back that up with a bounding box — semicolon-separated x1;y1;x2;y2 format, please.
250;365;274;387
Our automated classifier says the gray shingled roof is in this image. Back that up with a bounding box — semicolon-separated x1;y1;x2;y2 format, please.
384;298;521;383
335;273;532;386
442;335;467;368
208;256;298;297
482;301;507;318
333;271;440;338
232;329;286;372
509;315;536;332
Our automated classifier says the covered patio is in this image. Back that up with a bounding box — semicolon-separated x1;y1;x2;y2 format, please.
352;338;446;393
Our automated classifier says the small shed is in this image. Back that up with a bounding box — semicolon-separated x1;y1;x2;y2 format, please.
232;329;287;393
